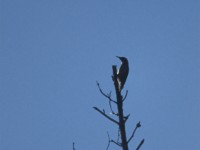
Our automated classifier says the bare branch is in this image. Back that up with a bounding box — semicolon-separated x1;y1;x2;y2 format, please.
106;132;111;150
117;128;120;143
93;107;119;125
136;139;145;150
124;114;130;123
136;122;141;128
96;81;117;104
106;131;123;150
72;142;75;150
108;97;118;116
127;122;141;143
122;90;128;101
110;140;121;147
96;81;118;115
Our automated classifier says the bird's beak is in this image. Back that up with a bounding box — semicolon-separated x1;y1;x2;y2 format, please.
116;56;122;61
116;56;121;59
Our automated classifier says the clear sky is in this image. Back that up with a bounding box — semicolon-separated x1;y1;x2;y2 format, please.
1;0;200;150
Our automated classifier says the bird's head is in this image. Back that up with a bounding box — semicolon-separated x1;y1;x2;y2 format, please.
116;56;128;64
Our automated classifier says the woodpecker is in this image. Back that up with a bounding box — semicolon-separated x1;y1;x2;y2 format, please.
116;56;129;91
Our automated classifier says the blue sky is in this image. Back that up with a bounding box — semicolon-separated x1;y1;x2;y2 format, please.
1;0;200;150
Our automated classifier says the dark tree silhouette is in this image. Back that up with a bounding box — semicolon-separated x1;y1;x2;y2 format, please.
94;57;144;150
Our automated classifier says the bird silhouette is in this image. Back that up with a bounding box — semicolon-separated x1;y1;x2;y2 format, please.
116;56;129;91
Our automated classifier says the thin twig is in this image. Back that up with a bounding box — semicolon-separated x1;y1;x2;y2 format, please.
108;97;118;115
124;114;130;123
127;122;141;143
93;107;119;125
110;140;121;147
117;128;120;143
136;139;145;150
122;90;128;101
96;81;117;104
106;132;111;150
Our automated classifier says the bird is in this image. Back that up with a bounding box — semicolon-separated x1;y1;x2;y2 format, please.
116;56;129;91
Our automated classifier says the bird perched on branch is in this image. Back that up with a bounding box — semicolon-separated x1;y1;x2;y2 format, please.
116;56;129;91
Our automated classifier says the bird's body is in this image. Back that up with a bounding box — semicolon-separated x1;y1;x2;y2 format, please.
116;56;129;91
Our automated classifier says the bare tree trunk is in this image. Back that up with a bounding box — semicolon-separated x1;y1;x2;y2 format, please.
112;65;128;150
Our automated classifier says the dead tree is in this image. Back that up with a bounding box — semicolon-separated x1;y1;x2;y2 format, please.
93;58;144;150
